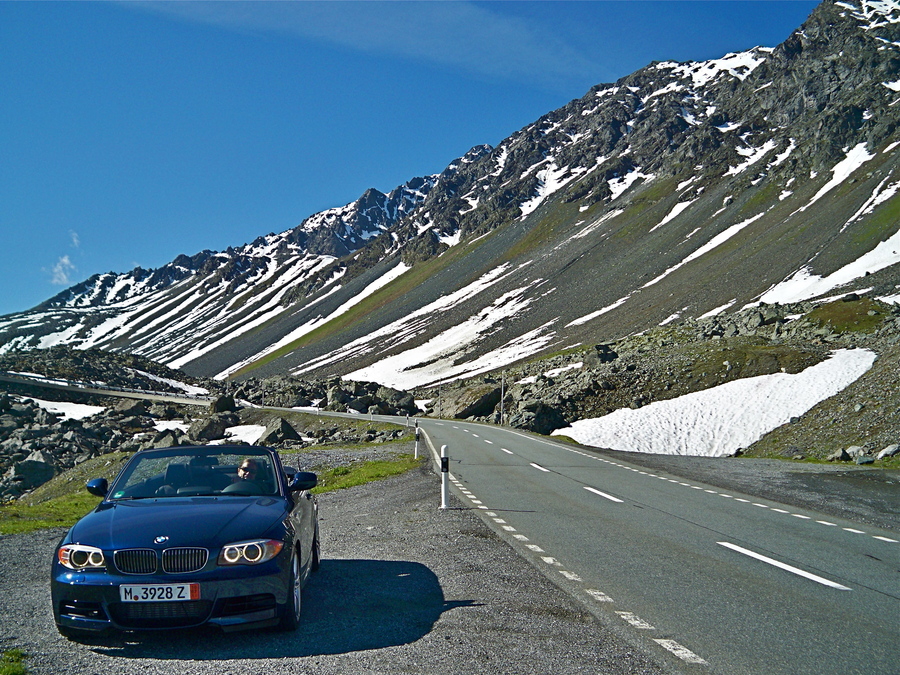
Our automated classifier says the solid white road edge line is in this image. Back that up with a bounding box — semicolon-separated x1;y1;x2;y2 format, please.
717;542;852;590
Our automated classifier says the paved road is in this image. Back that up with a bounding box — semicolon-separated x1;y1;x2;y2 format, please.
406;417;899;675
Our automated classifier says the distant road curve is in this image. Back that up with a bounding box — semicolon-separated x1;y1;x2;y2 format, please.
0;371;212;407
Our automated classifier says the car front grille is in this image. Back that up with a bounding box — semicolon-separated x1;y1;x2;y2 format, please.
114;547;209;575
162;548;208;574
110;600;212;628
115;549;158;575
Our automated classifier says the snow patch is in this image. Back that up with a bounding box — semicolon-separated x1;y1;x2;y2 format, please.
553;349;876;457
21;397;105;421
759;227;900;303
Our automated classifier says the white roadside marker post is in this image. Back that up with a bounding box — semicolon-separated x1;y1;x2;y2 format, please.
414;427;420;459
440;445;449;509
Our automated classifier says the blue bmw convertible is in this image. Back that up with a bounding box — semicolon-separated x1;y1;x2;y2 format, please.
51;445;319;637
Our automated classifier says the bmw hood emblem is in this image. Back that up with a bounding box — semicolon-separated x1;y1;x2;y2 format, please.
154;536;169;544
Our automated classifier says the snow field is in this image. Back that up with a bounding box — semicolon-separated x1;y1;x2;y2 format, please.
552;349;876;457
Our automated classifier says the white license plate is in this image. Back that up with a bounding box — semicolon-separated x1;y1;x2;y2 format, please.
119;583;199;602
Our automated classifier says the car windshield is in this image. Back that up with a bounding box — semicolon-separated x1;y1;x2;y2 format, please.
108;447;280;499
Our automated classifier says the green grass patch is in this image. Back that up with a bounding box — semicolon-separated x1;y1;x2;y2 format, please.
852;191;900;248
0;650;27;675
0;490;102;536
806;297;888;333
504;202;583;261
311;454;423;493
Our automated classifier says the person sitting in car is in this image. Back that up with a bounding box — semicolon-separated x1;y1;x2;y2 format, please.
237;458;261;482
222;457;270;494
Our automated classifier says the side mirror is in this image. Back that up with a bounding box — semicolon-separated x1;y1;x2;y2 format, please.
86;478;108;498
288;471;317;492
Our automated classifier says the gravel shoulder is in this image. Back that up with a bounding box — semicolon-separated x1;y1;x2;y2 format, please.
1;464;666;675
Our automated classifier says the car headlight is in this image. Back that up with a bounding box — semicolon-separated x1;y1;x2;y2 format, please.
58;544;106;570
218;539;284;566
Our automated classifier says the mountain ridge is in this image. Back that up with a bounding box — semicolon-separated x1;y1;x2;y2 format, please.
1;0;898;391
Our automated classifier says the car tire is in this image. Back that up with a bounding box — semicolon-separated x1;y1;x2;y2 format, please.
278;548;301;631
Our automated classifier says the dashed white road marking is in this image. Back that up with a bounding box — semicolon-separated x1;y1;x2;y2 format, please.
718;542;852;591
653;639;708;665
530;462;551;472
535;435;897;545
616;611;655;629
583;486;624;503
501;448;513;454
586;589;614;602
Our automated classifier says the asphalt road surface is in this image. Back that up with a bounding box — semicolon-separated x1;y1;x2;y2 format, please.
411;417;899;675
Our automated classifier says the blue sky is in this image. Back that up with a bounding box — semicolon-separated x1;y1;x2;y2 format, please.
1;0;820;317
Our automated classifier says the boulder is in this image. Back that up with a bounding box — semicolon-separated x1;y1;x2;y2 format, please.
188;412;239;441
509;400;568;435
5;449;57;491
455;388;501;420
583;344;618;367
258;418;302;445
347;395;376;414
209;395;237;414
113;399;150;417
844;445;865;458
876;444;899;460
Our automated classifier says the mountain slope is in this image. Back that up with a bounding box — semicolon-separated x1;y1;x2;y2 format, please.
1;0;898;390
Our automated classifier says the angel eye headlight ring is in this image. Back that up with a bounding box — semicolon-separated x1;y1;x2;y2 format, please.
58;544;106;570
218;539;283;566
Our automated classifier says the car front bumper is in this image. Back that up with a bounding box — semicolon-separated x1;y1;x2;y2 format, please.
52;556;290;633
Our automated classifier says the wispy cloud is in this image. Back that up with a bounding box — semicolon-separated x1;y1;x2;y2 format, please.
50;256;76;286
135;1;599;90
69;230;80;248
